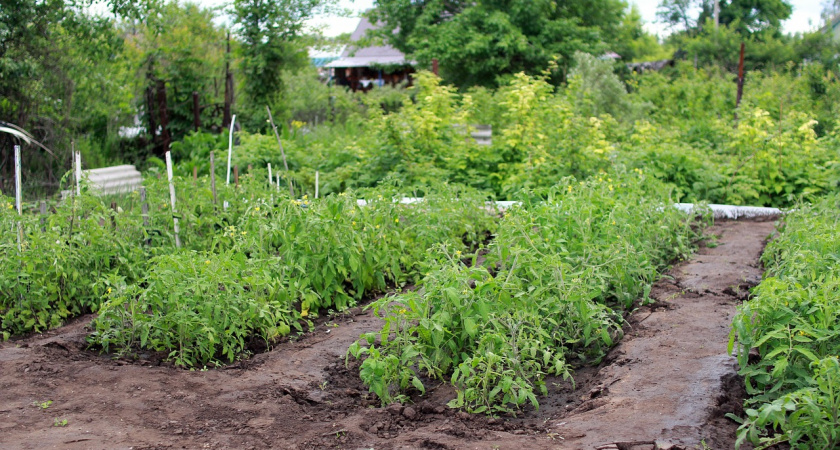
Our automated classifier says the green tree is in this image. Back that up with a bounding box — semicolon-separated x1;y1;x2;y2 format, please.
716;0;792;34
125;2;229;158
230;0;332;129
0;0;136;190
657;0;697;33
368;0;629;88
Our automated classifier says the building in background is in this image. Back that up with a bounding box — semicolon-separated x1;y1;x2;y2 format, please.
326;17;415;92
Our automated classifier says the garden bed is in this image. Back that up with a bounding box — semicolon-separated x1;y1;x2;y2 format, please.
0;219;772;449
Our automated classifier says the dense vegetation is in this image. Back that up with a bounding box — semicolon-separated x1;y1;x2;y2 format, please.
730;196;840;449
349;172;700;412
4;0;840;446
1;177;495;365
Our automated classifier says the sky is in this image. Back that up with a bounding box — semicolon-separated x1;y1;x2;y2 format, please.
94;0;828;37
309;0;828;37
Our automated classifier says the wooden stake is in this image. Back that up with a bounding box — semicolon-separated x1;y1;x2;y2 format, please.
40;201;47;232
192;91;200;132
165;151;181;248
110;201;118;229
210;151;217;205
193;166;198;184
227;114;236;185
14;145;22;252
265;106;294;197
735;42;745;124
140;186;151;246
74;145;81;196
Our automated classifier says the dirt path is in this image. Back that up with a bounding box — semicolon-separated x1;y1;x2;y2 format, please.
0;220;774;450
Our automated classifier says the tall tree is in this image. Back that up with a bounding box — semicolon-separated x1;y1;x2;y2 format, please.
657;0;697;33
368;0;628;88
230;0;331;128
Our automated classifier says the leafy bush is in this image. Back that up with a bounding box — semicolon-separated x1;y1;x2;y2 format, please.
349;171;700;412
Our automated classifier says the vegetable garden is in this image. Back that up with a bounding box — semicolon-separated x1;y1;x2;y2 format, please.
3;64;840;449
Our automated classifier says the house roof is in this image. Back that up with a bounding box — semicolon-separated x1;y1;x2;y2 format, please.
325;17;414;68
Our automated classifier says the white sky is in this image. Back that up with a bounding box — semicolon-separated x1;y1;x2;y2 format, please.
319;0;826;37
93;0;828;37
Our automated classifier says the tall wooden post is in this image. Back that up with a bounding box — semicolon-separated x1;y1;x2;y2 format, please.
734;42;745;124
140;187;151;246
157;80;172;156
210;151;217;205
192;91;200;132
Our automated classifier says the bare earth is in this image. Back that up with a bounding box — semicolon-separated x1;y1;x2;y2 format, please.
0;219;775;450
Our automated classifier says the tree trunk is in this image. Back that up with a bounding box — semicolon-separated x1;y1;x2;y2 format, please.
223;32;233;129
156;80;171;157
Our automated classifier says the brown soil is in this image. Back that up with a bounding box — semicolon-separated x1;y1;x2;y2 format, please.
0;219;775;450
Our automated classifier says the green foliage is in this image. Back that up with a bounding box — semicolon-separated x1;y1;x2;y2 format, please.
729;195;840;448
349;172;700;413
91;252;293;367
0;191;145;339
368;0;629;88
231;0;330;129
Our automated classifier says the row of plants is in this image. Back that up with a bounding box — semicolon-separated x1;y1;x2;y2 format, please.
1;176;496;368
348;171;702;413
729;195;840;449
167;62;840;210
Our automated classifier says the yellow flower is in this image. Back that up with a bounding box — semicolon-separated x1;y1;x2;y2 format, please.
567;185;572;193
394;218;399;223
205;260;211;264
302;195;308;200
352;221;357;226
255;207;260;212
399;308;407;315
107;287;112;294
455;250;462;257
376;225;380;229
241;231;247;235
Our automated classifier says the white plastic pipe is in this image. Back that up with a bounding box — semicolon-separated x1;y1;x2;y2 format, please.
268;163;272;186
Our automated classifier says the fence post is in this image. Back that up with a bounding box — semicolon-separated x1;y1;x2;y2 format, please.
165;151;181;248
315;171;319;199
